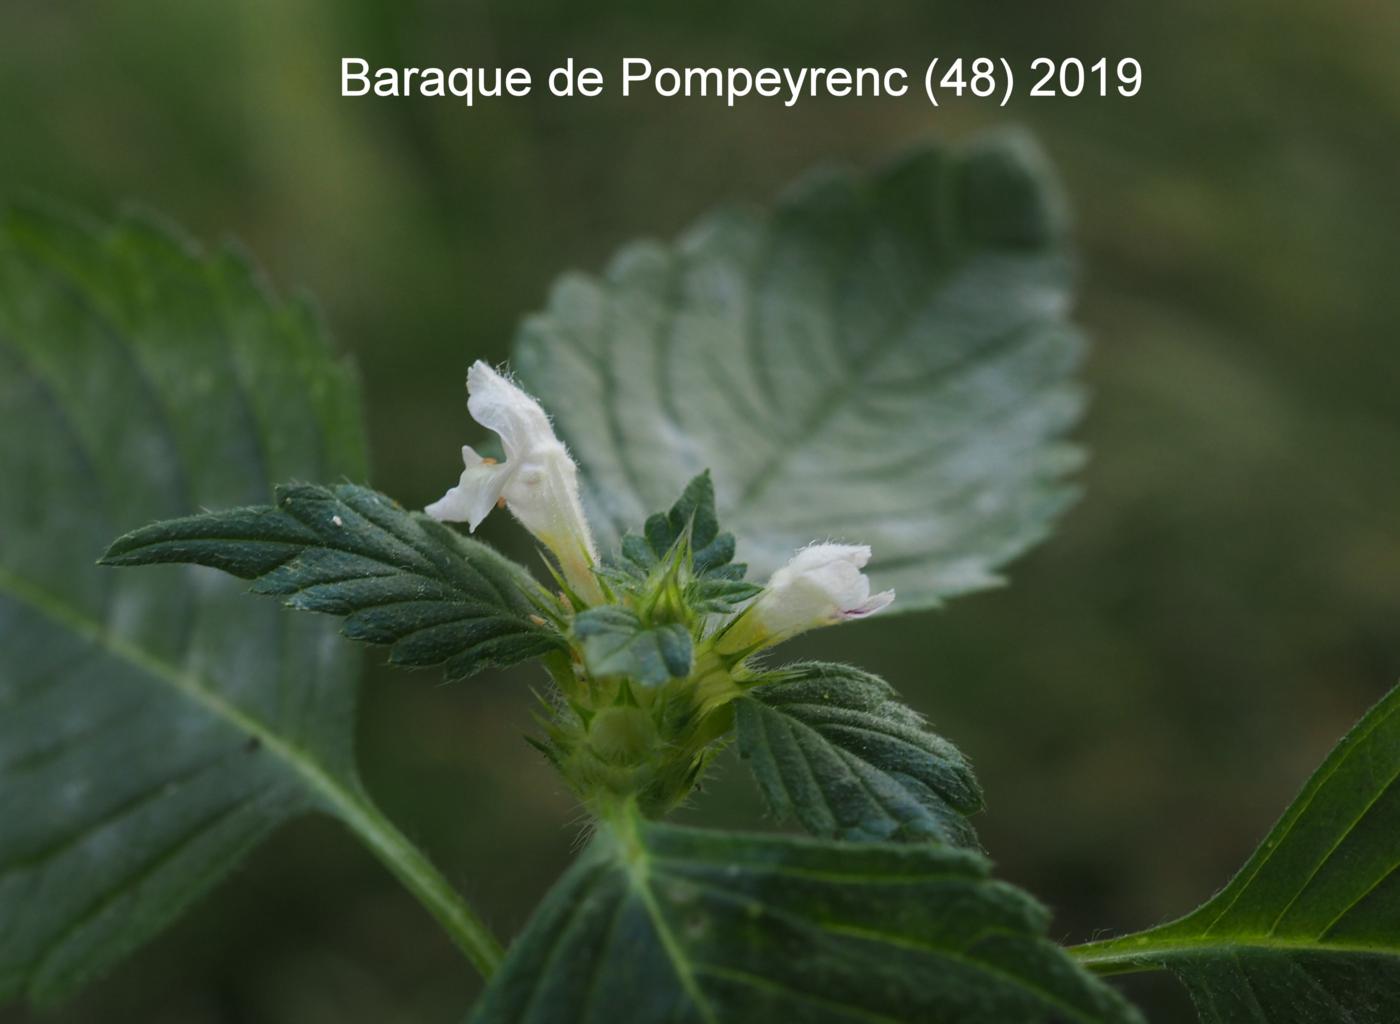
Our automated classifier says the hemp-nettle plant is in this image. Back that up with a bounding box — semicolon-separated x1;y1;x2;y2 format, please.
3;133;1400;1023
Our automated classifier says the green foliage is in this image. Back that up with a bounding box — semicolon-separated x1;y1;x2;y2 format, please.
102;482;565;682
1074;683;1400;1022
472;814;1141;1024
635;471;731;572
36;134;1400;1024
515;133;1085;612
574;473;763;686
572;607;693;685
0;205;369;1002
603;472;761;614
737;662;982;848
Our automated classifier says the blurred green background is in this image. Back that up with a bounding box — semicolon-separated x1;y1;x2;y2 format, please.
3;1;1398;1020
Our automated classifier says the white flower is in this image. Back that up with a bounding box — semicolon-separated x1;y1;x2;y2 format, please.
427;361;601;602
718;543;894;654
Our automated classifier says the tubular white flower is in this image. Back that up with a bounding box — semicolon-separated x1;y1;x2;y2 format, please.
426;361;602;602
718;543;894;654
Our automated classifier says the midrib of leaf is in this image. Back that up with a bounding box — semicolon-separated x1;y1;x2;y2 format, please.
596;185;939;525
521;138;1084;611
1072;934;1400;977
722;266;1065;576
723;175;992;519
730;298;914;514
1072;690;1400;983
0;562;504;978
600;248;667;510
648;850;1107;1024
614;814;720;1024
1200;696;1400;937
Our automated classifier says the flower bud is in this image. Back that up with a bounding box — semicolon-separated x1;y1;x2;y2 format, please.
718;543;894;655
426;361;602;603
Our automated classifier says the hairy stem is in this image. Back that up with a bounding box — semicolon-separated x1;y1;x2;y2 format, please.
1067;935;1173;977
1071;929;1399;979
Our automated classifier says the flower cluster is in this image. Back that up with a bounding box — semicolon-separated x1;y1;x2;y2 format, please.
428;361;895;811
428;361;894;643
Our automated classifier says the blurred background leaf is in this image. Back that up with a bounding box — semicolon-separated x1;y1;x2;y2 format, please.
0;206;372;1005
1075;682;1400;1022
2;1;1398;1020
515;133;1085;610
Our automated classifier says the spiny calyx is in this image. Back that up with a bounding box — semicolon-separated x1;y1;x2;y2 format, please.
538;473;758;815
526;469;905;816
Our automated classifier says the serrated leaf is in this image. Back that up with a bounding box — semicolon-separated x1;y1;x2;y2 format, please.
686;573;763;614
0;206;487;1004
605;472;759;607
515;132;1085;612
634;471;733;575
1074;683;1400;1022
102;482;564;682
736;662;982;847
572;606;692;686
470;815;1141;1024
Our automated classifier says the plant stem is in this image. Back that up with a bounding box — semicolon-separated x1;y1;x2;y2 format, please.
329;786;505;979
1071;930;1396;978
1067;936;1173;977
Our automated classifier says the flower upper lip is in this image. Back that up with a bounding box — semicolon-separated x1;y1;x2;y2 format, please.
762;542;896;626
426;360;601;602
716;542;895;656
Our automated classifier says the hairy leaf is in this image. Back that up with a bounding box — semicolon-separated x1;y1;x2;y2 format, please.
516;132;1084;611
603;472;761;614
737;662;982;847
0;206;475;1004
572;606;692;686
471;816;1141;1024
632;471;734;574
102;482;564;681
1074;683;1400;1022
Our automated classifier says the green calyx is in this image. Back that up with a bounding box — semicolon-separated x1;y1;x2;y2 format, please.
535;473;760;816
542;642;745;817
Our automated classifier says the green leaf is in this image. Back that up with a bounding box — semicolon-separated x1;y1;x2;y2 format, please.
603;472;762;614
1073;683;1400;1022
0;206;498;1004
102;482;565;682
471;815;1141;1024
515;132;1084;612
634;471;733;575
572;607;693;686
737;662;982;847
